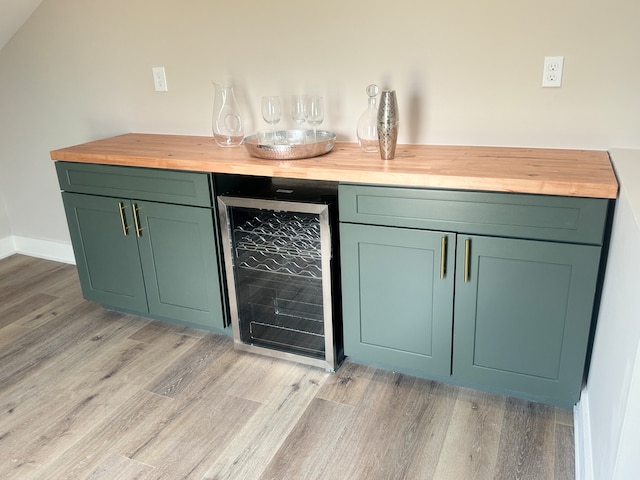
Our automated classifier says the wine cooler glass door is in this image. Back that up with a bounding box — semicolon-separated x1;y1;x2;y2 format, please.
218;196;339;370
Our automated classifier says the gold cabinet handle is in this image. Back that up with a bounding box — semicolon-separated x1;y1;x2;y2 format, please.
118;202;128;236
440;236;447;279
464;239;470;283
132;203;142;237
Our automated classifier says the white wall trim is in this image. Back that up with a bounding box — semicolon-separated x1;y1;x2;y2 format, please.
0;235;75;264
0;235;16;259
574;389;594;480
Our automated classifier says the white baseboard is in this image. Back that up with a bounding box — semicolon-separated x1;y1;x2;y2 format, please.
574;389;594;480
0;236;15;260
0;235;75;264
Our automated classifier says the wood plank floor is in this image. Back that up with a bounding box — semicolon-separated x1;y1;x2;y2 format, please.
0;255;575;480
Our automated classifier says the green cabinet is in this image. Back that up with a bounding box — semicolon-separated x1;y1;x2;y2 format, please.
453;234;601;406
137;201;222;326
57;162;226;331
341;223;455;377
339;183;609;406
62;193;147;312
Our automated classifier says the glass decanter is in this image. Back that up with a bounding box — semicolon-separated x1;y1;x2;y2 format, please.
212;82;244;147
356;84;380;153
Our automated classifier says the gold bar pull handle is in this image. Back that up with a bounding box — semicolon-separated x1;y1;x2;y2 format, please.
118;202;128;236
464;239;471;283
440;236;447;279
132;203;142;237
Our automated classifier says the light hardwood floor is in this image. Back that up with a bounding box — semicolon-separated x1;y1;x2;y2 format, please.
0;255;575;480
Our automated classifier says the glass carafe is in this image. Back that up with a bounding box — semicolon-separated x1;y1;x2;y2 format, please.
212;82;244;147
356;84;380;153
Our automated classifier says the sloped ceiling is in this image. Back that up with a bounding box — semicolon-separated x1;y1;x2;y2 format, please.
0;0;43;51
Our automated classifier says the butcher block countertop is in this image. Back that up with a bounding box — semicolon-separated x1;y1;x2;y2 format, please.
50;133;618;199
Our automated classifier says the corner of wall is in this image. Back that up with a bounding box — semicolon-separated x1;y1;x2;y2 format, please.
1;235;75;264
0;235;16;259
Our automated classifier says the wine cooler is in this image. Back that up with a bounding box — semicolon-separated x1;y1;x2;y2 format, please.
217;180;343;370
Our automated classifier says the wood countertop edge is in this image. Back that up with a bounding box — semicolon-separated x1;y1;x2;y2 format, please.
50;133;619;199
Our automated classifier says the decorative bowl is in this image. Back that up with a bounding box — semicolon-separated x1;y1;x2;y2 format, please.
243;129;336;160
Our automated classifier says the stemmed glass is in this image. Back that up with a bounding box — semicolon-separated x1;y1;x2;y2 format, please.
291;95;307;130
305;95;324;141
261;96;281;143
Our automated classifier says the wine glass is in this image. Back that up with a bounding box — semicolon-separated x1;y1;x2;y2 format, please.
305;95;324;141
261;96;281;143
291;94;308;130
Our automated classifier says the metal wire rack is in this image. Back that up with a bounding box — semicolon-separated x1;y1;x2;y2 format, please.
234;211;322;278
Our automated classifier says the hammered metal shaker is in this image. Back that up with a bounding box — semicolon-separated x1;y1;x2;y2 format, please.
377;90;399;160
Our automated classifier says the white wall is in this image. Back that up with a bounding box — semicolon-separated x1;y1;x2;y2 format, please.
0;196;10;237
0;0;43;50
0;0;638;252
0;184;12;258
0;146;13;255
0;0;44;258
577;149;640;480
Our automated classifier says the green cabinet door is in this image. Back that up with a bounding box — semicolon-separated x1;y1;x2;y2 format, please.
453;234;601;406
61;192;148;311
340;223;455;377
136;201;225;329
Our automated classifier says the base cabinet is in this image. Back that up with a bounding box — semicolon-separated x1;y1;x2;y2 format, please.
57;162;226;331
453;234;601;405
339;184;610;406
138;200;223;326
340;223;455;377
62;193;147;311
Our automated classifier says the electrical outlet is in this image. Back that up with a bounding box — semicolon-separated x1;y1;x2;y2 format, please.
542;56;564;88
152;67;168;92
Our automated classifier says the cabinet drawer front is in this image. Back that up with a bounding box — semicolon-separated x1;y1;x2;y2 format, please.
56;162;212;207
339;184;609;244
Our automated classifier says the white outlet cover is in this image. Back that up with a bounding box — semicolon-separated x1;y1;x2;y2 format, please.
542;56;564;88
152;66;168;92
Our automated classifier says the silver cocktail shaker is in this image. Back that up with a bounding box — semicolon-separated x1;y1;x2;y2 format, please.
377;90;399;160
